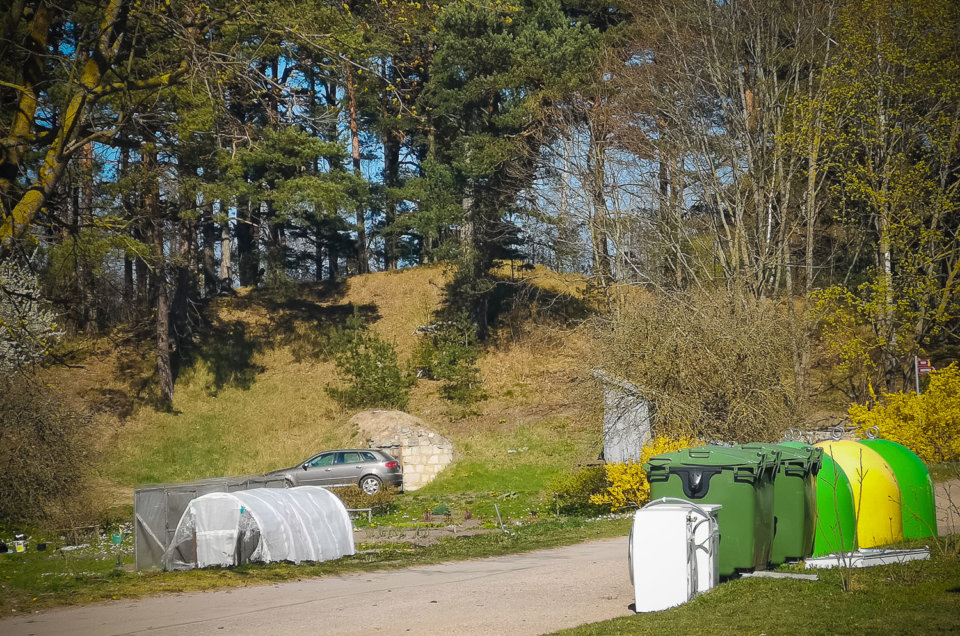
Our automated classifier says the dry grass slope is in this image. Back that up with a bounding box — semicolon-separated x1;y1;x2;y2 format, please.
51;264;603;505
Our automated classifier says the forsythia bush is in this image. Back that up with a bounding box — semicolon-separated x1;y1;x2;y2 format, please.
848;364;960;463
590;434;702;511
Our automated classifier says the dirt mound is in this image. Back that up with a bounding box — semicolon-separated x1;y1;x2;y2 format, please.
350;410;437;442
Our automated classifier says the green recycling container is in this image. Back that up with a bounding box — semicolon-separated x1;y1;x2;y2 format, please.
737;443;823;565
859;439;938;539
645;445;778;577
783;442;857;557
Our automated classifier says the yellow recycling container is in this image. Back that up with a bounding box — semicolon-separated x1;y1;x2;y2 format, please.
815;441;902;548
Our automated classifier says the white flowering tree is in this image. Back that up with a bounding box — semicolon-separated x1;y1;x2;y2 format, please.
0;257;61;372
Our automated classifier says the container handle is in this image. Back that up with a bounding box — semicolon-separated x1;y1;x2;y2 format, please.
733;466;757;482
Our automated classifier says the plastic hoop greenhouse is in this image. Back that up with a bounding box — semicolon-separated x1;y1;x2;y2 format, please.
162;486;355;570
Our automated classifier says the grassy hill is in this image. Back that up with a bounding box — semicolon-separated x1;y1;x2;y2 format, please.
52;264;604;517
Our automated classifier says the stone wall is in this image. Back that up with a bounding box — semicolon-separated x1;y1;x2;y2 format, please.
349;410;454;491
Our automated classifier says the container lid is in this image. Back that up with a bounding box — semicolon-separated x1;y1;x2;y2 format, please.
740;442;822;474
775;443;823;468
644;445;764;470
644;446;773;496
736;443;783;468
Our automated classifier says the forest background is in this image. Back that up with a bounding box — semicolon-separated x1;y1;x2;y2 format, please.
1;0;959;526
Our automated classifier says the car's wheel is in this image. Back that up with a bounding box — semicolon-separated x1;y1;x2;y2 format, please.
359;475;382;495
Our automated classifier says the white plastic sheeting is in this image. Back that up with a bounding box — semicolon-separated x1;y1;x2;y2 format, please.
134;474;287;571
162;486;355;570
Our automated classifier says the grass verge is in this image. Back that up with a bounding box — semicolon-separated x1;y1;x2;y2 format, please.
0;517;629;615
551;542;960;636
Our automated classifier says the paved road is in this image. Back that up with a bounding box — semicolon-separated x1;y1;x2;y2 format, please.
1;537;634;636
936;479;960;535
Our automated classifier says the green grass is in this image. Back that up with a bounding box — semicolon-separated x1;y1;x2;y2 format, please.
0;517;630;615
379;421;593;522
552;546;960;635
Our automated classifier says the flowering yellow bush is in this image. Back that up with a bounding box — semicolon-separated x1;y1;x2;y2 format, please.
590;434;702;511
848;364;960;463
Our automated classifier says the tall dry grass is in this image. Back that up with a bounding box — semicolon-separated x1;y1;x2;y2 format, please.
96;264;601;491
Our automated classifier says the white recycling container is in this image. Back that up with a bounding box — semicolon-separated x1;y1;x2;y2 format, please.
629;498;721;613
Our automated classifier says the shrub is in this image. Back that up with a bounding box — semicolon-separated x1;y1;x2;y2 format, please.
329;485;398;516
590;434;702;511
412;310;485;405
848;364;960;463
327;312;414;409
0;375;93;524
597;288;800;443
549;465;609;515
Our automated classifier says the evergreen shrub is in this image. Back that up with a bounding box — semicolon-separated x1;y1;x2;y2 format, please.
327;313;413;409
412;310;485;405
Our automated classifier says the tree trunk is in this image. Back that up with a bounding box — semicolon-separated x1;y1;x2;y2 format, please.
327;239;339;280
804;111;821;295
201;204;217;297
145;149;174;408
382;60;400;270
345;62;368;274
220;217;232;289
79;142;98;334
171;214;197;358
119;145;135;320
586;117;612;287
236;197;260;287
315;231;324;281
123;255;134;320
134;219;150;317
264;201;285;284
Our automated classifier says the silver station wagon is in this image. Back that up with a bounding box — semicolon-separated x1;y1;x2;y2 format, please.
267;449;403;494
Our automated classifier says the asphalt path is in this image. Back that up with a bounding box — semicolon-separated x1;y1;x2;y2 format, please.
1;536;634;636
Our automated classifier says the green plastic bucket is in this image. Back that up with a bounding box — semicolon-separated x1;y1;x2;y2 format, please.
645;445;778;577
859;439;937;539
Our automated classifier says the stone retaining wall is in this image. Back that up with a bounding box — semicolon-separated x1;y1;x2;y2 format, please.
350;410;454;491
